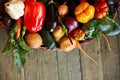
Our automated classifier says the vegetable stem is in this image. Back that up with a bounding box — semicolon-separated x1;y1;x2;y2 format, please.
48;0;54;5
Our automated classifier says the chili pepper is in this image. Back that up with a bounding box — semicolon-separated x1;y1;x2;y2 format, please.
24;1;46;33
72;29;85;41
74;2;95;23
94;1;108;19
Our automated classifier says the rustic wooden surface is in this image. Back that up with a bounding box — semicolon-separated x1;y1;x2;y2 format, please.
0;28;120;80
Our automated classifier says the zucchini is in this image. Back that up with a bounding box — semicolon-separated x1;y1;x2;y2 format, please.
40;29;56;50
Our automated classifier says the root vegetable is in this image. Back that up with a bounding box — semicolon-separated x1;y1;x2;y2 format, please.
16;17;22;38
63;17;78;33
25;33;43;49
52;25;65;42
60;36;76;52
58;3;68;16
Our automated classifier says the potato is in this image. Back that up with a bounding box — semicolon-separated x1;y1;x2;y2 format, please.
25;33;43;49
60;36;76;52
52;25;65;42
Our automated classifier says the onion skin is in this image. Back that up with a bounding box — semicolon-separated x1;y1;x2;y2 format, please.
58;3;68;16
63;17;78;33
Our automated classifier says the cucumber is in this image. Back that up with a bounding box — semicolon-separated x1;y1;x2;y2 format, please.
40;29;56;50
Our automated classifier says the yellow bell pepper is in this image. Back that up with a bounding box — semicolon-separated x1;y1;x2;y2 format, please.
74;2;95;23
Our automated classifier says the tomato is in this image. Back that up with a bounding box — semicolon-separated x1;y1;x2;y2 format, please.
72;29;85;41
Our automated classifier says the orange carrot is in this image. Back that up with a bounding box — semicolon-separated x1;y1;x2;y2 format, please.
16;17;22;38
22;0;25;2
76;40;97;64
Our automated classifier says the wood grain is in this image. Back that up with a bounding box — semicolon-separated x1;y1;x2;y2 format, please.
80;40;103;80
0;29;120;80
57;48;82;80
101;35;120;80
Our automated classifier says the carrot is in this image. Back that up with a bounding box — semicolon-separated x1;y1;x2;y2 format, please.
16;17;22;38
102;33;111;51
22;0;25;2
76;40;97;64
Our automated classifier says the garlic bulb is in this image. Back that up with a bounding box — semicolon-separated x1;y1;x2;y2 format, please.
5;0;24;20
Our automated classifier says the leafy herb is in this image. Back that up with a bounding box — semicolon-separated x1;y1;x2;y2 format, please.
2;40;11;54
82;19;101;39
2;24;32;68
99;17;120;36
82;17;120;39
40;0;48;4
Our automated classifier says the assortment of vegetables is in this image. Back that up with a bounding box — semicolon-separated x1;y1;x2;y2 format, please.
1;0;120;68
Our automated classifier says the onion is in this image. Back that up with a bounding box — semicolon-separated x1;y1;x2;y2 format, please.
58;3;68;16
63;17;78;33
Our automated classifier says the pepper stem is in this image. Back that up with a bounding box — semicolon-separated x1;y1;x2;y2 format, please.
48;0;54;5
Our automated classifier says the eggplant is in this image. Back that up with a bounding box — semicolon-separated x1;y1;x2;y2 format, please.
45;0;58;32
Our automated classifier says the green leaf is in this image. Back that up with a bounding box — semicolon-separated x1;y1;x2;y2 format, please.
13;48;26;68
2;40;11;54
82;19;101;39
16;37;32;52
40;0;48;4
99;17;120;36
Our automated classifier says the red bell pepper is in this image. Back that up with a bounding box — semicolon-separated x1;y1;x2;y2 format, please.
24;1;46;33
72;29;85;41
94;1;108;19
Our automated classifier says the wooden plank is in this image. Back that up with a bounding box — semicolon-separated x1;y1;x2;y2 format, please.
56;51;69;80
101;35;120;80
41;50;59;80
0;29;23;80
80;40;103;80
24;50;59;80
57;48;82;80
24;50;44;80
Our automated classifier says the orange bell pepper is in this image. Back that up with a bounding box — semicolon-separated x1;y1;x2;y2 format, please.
74;2;95;23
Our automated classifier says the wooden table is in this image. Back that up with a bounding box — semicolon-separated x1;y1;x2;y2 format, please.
0;26;120;80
